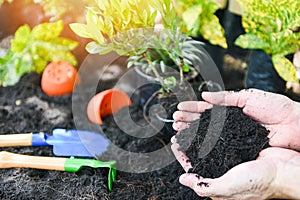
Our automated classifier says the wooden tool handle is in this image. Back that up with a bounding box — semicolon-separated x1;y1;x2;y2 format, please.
0;133;33;147
0;151;66;171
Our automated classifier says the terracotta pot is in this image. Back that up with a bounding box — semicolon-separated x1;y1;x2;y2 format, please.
87;89;132;125
41;61;80;96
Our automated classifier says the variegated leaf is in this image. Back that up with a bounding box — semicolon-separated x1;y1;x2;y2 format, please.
272;55;298;83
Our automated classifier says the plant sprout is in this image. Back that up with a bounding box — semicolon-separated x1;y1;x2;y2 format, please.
70;0;204;92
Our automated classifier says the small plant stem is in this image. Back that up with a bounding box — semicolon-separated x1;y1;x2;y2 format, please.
148;61;170;93
143;52;169;92
179;65;184;85
167;52;184;86
151;66;166;88
155;49;169;64
173;58;184;86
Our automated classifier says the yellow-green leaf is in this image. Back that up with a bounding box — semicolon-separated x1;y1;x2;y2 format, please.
31;21;63;40
175;0;227;48
69;23;91;38
235;34;269;51
237;0;300;59
86;10;106;44
272;55;298;83
201;16;227;48
96;0;109;11
11;25;31;52
1;21;78;86
86;41;112;55
182;5;202;31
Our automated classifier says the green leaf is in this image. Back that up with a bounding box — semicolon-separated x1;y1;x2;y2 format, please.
0;50;33;86
0;21;78;86
201;16;228;48
86;10;106;44
182;64;190;72
234;34;270;51
86;41;112;54
163;76;177;90
96;0;108;11
127;60;135;68
182;5;202;32
15;53;34;76
237;0;300;59
175;0;226;48
11;25;31;52
69;23;92;38
272;55;298;83
31;20;63;40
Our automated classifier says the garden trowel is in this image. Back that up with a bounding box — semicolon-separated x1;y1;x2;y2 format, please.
0;151;116;191
0;129;110;158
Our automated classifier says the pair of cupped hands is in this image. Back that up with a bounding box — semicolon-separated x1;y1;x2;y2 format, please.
171;89;300;200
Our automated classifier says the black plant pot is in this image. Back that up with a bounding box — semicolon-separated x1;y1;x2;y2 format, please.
133;66;200;106
246;50;286;94
133;67;161;107
133;67;201;137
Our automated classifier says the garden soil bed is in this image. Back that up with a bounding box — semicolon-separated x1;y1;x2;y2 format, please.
0;57;285;200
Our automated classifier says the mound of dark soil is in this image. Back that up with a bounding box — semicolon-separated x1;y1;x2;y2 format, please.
0;69;269;200
172;106;270;199
176;106;270;179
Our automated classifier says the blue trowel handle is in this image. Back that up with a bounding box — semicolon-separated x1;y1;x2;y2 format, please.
0;132;49;147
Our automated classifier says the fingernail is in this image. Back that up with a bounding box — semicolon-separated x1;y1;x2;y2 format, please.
172;123;179;131
179;173;188;184
171;136;177;143
177;103;183;110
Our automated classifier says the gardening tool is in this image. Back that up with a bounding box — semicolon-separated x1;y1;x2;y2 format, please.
0;129;110;157
0;151;116;191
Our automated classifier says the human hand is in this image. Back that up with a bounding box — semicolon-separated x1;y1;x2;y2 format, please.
171;138;300;200
173;88;300;151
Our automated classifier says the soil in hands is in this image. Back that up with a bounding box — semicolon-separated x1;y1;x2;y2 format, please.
175;105;270;199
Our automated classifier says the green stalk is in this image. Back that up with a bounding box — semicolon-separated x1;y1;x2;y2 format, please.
150;63;169;92
168;52;184;85
144;52;169;92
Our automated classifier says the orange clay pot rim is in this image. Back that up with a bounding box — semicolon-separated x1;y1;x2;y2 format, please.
87;89;131;125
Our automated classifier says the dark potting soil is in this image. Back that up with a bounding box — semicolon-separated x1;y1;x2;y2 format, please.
0;73;199;200
176;106;270;179
0;71;270;200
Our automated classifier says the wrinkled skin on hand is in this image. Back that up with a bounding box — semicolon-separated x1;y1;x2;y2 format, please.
171;140;300;200
171;89;300;199
173;89;300;151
